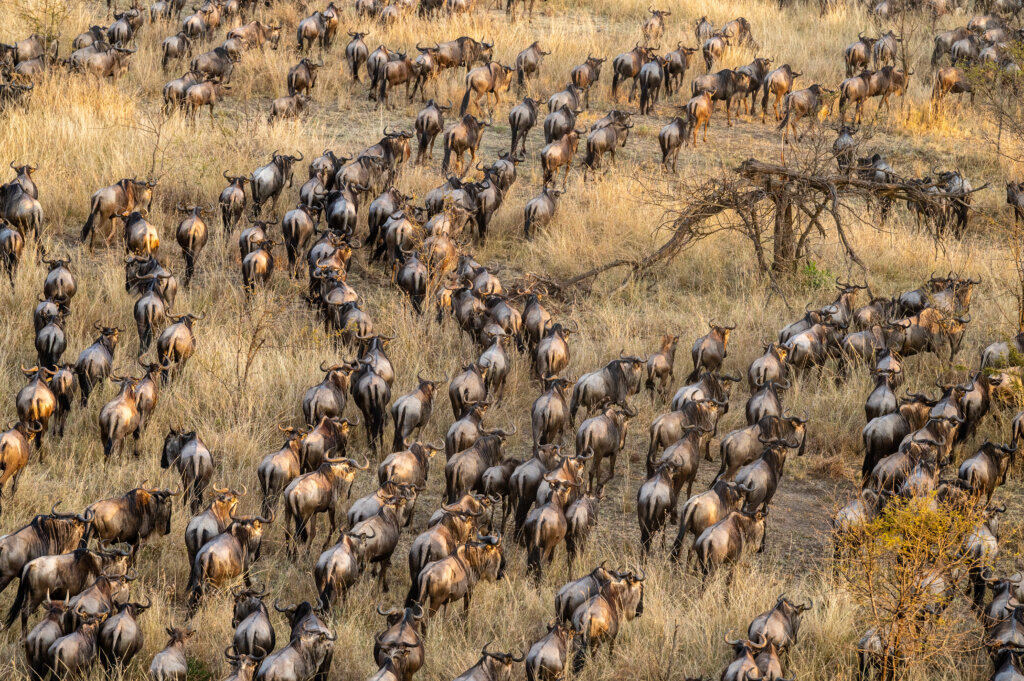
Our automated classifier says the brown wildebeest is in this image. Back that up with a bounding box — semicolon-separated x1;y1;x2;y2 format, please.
81;179;157;250
611;44;656;102
570;55;606;109
686;321;734;381
288;57;323;96
459;61;515;118
415;100;450;163
570;569;645;672
844;33;876;76
761;64;801;123
187;512;273;611
931;66;973;107
378;52;418;110
779;84;833;145
643;8;671;44
540;129;584;188
6;545;129;635
702;33;729;72
405;534;505;632
442;115;489;176
516;42;550;93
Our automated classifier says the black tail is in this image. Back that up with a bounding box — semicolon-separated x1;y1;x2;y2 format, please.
417;133;428;161
404;575;421;608
527;546;542;582
459;86;472;116
441;141;453;174
81;213;94;243
572;638;588;675
319;579;335;611
5;575;28;629
378;74;388;104
517;67;524;89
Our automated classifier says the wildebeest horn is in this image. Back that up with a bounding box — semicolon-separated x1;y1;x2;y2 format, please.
348;455;371;470
377;605;398;616
724;630;742;646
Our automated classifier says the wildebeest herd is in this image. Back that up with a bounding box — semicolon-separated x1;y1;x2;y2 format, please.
2;0;1024;678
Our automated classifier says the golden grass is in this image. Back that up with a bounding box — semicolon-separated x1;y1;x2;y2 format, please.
1;0;1023;678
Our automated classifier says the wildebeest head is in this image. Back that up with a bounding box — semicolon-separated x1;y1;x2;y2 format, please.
231;582;270;627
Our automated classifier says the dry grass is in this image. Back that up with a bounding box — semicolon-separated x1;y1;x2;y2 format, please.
1;0;1023;678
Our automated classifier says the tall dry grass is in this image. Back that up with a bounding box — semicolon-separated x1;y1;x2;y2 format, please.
0;0;1023;678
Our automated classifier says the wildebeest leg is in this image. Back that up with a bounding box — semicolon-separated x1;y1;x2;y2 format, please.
379;558;390;592
324;508;336;549
602;452;617;488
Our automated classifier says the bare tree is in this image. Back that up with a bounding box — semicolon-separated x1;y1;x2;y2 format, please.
547;140;967;295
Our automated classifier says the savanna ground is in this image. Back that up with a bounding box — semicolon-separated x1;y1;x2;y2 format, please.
2;0;1024;677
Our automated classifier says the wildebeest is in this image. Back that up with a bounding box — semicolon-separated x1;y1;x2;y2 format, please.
693;509;767;580
161;32;193;71
288;58;323;96
0;177;42;238
958;440;1016;503
687;322;734;382
0;505;93;595
692;69;748;123
6;545;129;635
611;44;655;102
570;55;606;110
540;129;584;188
218;172;249;232
523;186;562;240
508;97;540;158
778;84;833;144
85;485;178;561
931;66;973;107
569;354;644;422
161;429;214;513
187;512;273;611
845;33;876;76
516;42;550;93
576;403;637;493
149;626;193;680
761;64;801;123
415;100;450;163
251;151;304;217
0;220;24;285
459;61;515;118
81;178;157;250
658;117;688;172
570;569;645;672
442;115;489;176
405;535;505;632
255;625;336;681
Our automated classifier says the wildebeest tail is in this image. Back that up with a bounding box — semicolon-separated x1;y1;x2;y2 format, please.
80;196;100;242
4;574;29;629
685;347;704;383
572;634;588;674
459;86;472;116
405;571;425;608
777;100;791;131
